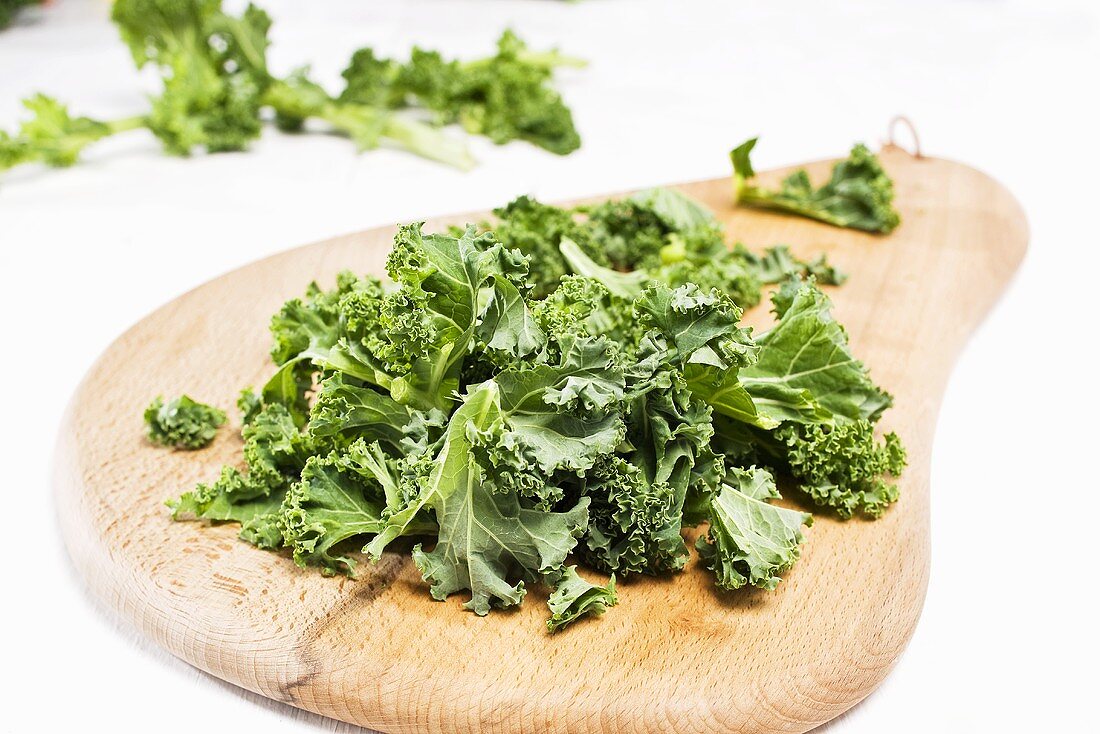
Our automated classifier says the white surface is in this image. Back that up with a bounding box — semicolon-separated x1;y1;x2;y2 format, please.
2;0;1097;731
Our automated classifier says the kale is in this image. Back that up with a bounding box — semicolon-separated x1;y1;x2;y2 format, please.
167;184;907;630
144;394;226;449
2;3;582;178
732;137;901;233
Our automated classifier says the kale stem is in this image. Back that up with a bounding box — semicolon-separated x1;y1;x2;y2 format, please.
106;115;147;135
517;50;588;70
460;50;587;73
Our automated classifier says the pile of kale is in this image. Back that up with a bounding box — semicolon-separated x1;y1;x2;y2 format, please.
1;0;582;175
163;169;905;632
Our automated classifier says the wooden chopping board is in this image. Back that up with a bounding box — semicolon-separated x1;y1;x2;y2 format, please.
54;148;1027;733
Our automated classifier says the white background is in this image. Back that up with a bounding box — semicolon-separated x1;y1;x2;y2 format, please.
2;0;1097;731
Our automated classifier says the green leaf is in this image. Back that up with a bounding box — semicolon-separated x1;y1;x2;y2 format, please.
414;484;589;615
697;469;812;591
365;380;502;558
169;402;312;544
308;372;443;455
627;187;716;232
731;138;901;234
545;566;617;633
169;467;287;549
776;421;906;518
581;455;687;576
726;465;780;502
740;285;892;425
733;244;847;286
144;394;226;450
476;275;546;361
634;283;756;370
280;450;387;575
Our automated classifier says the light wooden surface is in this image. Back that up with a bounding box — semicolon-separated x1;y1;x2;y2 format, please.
54;149;1027;733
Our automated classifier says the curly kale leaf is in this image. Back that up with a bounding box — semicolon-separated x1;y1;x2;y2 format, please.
559;236;653;300
634;283;756;370
774;421;906;518
626;357;724;528
280;225;533;413
485;188;806;311
732;138;901;234
364;381;500;558
169;402;310;546
475;275;546;364
732;243;847;286
653;236;764;310
367;223;534;409
545;566;617;633
557;190;767;309
627;187;717;232
697;466;812;591
473;335;626;508
144;394;226;449
370;334;623;556
372;381;589;614
581;198;671;271
261;272;364;423
581;455;686;576
486;196;601;298
415;484;589;615
170;470;286;548
740;284;892;425
531;276;642;357
633;283;774;431
279;446;389;575
308;373;445;455
577;328;725;578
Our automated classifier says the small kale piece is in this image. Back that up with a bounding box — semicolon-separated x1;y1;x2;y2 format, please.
775;421;906;518
697;467;812;591
731;138;901;234
144;394;226;449
545;566;617;633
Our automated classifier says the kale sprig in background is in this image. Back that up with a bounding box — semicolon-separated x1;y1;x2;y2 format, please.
0;0;584;175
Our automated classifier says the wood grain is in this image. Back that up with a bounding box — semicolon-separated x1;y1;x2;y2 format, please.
54;148;1027;733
